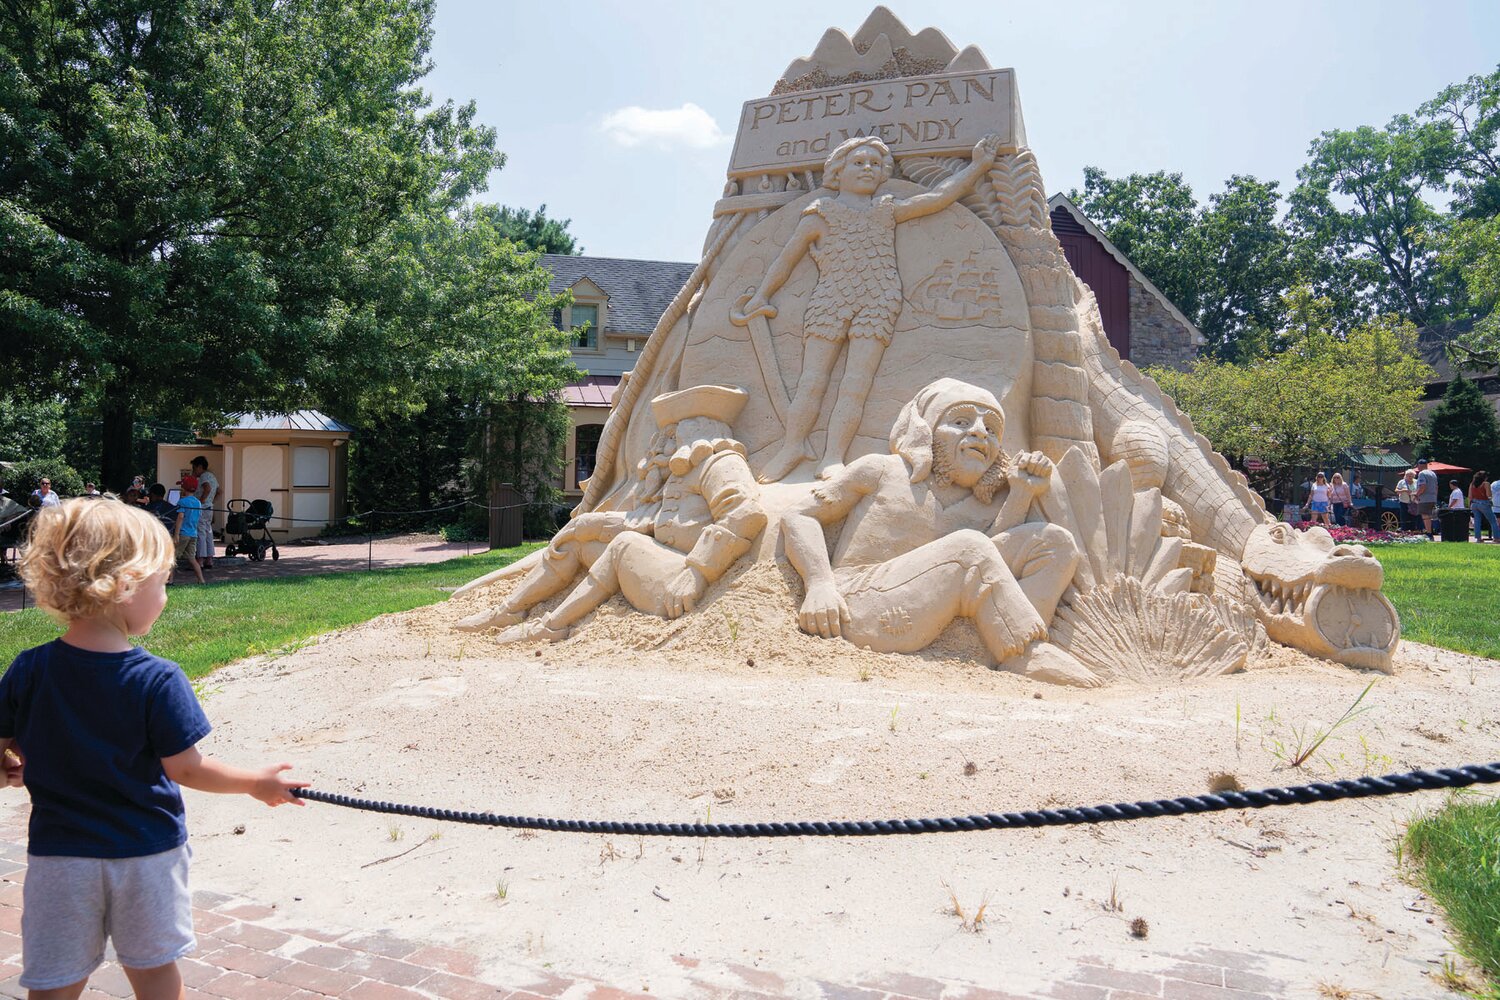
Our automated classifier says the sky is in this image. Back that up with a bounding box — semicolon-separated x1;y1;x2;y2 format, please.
421;1;1500;263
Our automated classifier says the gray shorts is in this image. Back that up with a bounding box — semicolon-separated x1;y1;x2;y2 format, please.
21;845;195;989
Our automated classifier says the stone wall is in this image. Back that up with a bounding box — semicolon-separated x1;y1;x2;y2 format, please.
1127;275;1198;371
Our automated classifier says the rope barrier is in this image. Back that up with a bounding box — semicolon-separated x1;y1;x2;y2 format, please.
293;762;1500;837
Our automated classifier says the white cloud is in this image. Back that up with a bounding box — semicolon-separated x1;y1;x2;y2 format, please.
599;103;729;150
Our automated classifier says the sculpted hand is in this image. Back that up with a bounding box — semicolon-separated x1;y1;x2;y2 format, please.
732;291;776;325
799;581;850;639
972;134;1003;169
1008;451;1054;497
664;566;706;620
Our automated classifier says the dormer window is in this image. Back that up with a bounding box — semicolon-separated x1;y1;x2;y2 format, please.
569;304;599;350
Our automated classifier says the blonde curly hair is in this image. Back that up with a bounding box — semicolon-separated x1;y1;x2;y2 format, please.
18;499;175;624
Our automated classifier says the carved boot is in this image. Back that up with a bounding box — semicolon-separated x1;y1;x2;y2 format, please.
455;606;525;632
1004;640;1103;688
494;618;571;646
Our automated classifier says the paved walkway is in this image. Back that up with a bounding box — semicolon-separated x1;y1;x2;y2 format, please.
0;814;1289;1000
1;535;491;612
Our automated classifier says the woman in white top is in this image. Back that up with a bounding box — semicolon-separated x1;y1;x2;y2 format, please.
1448;481;1465;509
1307;472;1333;526
191;456;219;569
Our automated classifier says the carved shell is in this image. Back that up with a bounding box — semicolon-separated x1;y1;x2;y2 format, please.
1050;578;1250;683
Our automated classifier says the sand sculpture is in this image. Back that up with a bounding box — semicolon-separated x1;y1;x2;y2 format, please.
455;8;1401;682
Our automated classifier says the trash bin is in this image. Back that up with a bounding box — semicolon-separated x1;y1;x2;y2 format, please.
488;482;524;549
1439;507;1470;542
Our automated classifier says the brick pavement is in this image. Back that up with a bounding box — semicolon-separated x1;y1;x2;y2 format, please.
0;841;1294;1000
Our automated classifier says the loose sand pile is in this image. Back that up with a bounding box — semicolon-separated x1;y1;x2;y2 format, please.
38;568;1500;995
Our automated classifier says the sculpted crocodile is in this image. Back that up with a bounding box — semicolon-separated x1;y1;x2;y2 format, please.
1070;278;1400;672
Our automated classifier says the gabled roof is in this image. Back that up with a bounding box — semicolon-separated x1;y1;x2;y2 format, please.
1046;193;1206;347
541;255;695;336
222;410;353;433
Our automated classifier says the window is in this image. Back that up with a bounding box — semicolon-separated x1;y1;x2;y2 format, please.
575;424;603;486
292;446;330;488
570;304;599;351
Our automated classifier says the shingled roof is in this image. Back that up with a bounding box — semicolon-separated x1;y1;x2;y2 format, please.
541;254;695;336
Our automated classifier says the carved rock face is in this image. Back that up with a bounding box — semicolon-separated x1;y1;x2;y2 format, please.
1240;523;1400;672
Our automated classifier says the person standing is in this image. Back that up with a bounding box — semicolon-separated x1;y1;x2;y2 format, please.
1470;470;1496;542
1307;472;1333;526
30;479;60;508
1448;480;1465;509
190;457;219;570
1329;473;1352;527
1414;459;1439;537
1395;469;1416;531
171;476;205;585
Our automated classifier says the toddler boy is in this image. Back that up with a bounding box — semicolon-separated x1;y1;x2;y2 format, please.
1;499;305;999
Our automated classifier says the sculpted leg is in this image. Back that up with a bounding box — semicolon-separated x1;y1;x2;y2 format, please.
838;531;1045;661
759;336;844;483
457;534;604;631
816;336;887;479
992;522;1080;625
496;533;688;645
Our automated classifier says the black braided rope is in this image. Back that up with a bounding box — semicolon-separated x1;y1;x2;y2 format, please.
292;762;1500;837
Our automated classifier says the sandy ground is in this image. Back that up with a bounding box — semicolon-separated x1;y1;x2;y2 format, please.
22;562;1498;997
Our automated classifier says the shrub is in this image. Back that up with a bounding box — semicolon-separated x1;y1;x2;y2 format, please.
3;458;85;500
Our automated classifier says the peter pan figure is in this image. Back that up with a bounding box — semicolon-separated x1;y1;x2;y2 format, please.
734;132;1003;483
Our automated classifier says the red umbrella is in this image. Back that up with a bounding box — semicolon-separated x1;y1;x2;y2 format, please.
1426;461;1472;474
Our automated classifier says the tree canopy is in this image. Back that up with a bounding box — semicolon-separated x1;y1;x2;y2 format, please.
0;0;544;488
480;203;583;255
1070;169;1293;362
1421;376;1500;473
1147;291;1432;485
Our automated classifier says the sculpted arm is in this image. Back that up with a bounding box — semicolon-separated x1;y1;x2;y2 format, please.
892;134;1002;223
782;456;883;638
738;214;825;319
990;451;1054;536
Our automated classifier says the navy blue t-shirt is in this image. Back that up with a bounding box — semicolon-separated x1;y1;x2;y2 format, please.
0;640;212;858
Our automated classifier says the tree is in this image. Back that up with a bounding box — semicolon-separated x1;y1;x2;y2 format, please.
1437;215;1500;372
1421;375;1500;473
1147;293;1432;495
0;392;66;464
1071;168;1292;361
0;0;500;488
1070;167;1201;321
1419;66;1500;219
480;204;582;255
330;204;578;530
1289;117;1456;328
1191;176;1294;360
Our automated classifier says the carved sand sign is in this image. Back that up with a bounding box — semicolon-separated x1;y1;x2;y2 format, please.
455;7;1401;682
729;69;1018;176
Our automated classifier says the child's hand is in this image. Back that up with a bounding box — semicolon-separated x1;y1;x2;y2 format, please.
252;763;310;807
3;748;22;788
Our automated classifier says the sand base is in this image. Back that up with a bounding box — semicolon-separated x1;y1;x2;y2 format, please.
36;569;1500;996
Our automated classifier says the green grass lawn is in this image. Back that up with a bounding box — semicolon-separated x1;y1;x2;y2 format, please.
1403;795;1500;997
0;544;540;678
1367;542;1500;660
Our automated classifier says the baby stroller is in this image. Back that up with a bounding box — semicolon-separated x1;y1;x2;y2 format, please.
222;498;280;562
